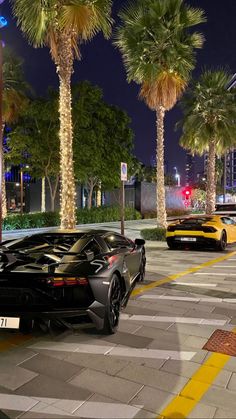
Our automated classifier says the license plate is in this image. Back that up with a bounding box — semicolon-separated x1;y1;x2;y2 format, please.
180;237;197;242
0;317;20;329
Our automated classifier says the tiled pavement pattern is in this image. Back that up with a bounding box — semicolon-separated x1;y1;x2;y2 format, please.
1;222;236;418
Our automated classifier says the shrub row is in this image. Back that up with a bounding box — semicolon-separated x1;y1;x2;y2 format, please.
140;227;166;241
3;206;141;231
142;208;190;219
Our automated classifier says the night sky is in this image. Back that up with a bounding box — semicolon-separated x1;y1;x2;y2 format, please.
2;0;236;182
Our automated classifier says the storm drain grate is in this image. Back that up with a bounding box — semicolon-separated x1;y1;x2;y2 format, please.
203;329;236;356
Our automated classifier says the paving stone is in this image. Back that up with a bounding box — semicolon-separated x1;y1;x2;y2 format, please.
69;369;143;403
74;393;141;418
64;352;129;376
214;407;236;418
213;370;232;388
134;326;188;345
123;306;158;316
202;386;236;410
1;349;38;366
20;354;83;382
0;409;23;419
160;359;200;378
213;307;236;318
118;321;145;334
183;335;208;349
223;357;236;373
167;323;218;338
102;331;153;348
0;362;38;391
16;374;92;401
117;363;188;394
227;372;236;391
188;402;217;418
130;385;173;413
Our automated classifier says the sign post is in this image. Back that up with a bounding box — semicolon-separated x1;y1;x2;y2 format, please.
120;162;127;235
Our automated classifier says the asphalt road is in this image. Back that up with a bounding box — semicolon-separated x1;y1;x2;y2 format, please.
1;221;236;418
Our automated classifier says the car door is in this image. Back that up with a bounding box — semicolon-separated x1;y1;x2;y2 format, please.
104;234;141;280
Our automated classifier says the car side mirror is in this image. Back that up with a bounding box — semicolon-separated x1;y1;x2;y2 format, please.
84;250;94;261
135;238;145;247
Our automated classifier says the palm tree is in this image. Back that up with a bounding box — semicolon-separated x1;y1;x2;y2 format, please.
11;0;113;229
180;70;236;214
2;48;28;218
114;0;205;228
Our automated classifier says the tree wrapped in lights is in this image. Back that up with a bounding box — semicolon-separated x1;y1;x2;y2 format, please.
11;0;113;229
114;0;205;228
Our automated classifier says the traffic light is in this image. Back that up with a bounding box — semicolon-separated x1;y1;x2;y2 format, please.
183;187;192;200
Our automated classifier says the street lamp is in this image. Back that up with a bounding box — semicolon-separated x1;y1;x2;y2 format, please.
0;3;7;242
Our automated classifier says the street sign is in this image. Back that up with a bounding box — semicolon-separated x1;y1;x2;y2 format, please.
121;162;127;181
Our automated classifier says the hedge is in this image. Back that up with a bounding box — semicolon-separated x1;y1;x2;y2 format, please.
3;206;141;231
140;227;166;241
142;208;190;219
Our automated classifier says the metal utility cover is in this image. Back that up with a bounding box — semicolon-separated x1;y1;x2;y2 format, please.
203;329;236;357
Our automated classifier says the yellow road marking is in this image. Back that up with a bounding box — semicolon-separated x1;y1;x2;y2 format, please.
157;332;236;419
132;250;236;297
141;250;236;419
0;333;33;352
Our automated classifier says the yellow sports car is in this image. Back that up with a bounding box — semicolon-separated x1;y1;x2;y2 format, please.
166;215;236;251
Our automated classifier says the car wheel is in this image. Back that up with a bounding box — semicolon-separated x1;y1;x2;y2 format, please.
167;240;178;250
139;252;146;282
217;231;227;251
102;274;122;335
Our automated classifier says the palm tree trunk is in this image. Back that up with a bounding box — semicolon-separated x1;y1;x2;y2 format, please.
156;106;167;228
41;177;46;213
57;33;76;229
206;139;216;214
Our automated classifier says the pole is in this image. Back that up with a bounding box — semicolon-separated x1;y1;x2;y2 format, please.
0;40;3;242
223;153;227;203
20;169;23;215
121;180;125;235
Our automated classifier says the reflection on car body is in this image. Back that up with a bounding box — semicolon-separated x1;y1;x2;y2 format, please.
166;215;236;251
0;229;146;334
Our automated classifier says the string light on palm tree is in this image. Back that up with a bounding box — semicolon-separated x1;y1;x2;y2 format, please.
11;0;113;230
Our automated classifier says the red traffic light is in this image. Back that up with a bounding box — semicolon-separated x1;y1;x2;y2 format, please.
183;187;192;199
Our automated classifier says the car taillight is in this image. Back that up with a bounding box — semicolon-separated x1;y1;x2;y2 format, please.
46;277;88;287
202;227;217;233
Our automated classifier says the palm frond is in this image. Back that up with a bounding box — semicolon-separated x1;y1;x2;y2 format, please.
10;0;54;47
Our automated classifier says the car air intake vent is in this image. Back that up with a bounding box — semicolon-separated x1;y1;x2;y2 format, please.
202;226;217;233
174;225;204;231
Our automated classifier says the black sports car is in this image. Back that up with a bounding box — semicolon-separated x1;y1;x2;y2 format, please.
0;229;146;334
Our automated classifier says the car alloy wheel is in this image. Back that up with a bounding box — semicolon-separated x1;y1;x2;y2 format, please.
102;274;121;334
218;231;227;251
139;253;146;281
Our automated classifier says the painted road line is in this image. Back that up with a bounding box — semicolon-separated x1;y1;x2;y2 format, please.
213;265;236;267
0;394;142;418
170;282;217;287
194;272;236;276
139;295;236;304
132;251;236;297
120;314;227;326
157;326;236;418
28;341;196;361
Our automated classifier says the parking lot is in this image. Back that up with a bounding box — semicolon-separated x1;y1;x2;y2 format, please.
1;221;236;418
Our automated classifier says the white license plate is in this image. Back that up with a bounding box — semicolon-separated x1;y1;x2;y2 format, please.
180;237;197;242
0;317;20;329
